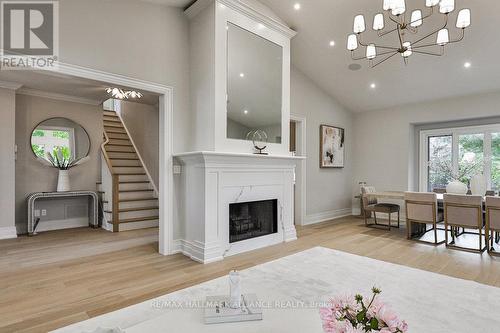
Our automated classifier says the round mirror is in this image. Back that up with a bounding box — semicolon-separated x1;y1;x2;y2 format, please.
31;117;90;167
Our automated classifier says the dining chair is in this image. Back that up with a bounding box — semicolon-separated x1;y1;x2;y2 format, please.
485;190;495;196
361;186;400;230
432;188;447;194
486;196;500;256
444;194;485;253
405;192;444;245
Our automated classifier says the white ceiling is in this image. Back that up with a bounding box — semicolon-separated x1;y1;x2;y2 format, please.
257;0;500;112
0;71;160;105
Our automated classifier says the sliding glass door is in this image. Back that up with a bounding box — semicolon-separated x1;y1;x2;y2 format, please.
420;125;500;192
427;135;452;191
492;133;500;191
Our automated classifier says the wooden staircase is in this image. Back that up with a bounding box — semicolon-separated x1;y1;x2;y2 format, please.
100;110;159;232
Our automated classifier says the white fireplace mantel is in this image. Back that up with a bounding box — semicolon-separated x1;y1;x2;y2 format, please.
174;151;304;263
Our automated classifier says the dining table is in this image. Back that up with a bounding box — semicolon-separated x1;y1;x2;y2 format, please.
363;191;485;202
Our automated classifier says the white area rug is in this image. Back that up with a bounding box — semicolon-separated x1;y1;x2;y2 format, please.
54;247;500;333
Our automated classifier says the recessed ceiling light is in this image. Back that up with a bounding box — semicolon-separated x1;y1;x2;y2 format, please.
243;110;249;114
239;73;245;78
294;3;301;10
329;40;335;47
370;83;376;89
464;62;471;68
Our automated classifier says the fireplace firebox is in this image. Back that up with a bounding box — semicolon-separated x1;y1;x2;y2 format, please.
229;199;278;243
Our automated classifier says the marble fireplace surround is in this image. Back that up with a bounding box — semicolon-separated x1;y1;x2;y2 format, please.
174;151;304;263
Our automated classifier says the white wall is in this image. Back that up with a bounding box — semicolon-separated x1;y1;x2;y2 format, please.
59;0;191;154
352;91;500;211
120;101;160;187
0;88;17;239
290;68;353;224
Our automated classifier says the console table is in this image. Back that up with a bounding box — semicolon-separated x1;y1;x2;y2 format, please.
27;191;99;235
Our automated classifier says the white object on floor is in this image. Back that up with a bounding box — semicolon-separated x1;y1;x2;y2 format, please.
54;247;500;333
228;270;242;309
204;294;263;324
84;328;124;333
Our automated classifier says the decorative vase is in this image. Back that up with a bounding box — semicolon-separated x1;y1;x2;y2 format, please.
470;173;486;196
446;179;468;195
57;169;70;192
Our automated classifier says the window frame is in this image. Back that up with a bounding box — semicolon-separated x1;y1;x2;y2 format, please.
419;123;500;192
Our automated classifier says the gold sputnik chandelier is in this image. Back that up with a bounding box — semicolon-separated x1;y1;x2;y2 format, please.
347;0;471;67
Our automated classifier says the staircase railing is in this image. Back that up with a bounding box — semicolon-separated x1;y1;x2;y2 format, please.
101;130;120;232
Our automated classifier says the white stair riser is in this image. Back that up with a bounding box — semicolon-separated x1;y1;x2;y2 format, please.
119;199;158;210
119;174;149;182
112;160;142;167
107;133;129;140
105;209;159;220
114;166;144;174
108;152;137;159
108;139;131;145
119;219;159;231
119;182;151;191
103;116;120;122
106;145;135;153
104;121;123;127
119;192;155;200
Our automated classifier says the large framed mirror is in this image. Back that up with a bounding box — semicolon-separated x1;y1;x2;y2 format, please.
226;22;283;144
31;117;91;165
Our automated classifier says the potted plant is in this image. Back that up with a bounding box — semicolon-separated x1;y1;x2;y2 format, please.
38;147;89;192
428;154;483;195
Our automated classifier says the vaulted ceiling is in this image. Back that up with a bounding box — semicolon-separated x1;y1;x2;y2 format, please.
150;1;500;112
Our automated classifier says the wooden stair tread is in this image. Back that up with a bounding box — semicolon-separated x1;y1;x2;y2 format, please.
119;198;157;202
105;129;127;134
110;157;140;161
104;123;124;128
110;216;159;224
119;180;149;184
103;117;121;122
116;173;146;176
104;206;159;213
107;143;133;147
108;138;130;142
106;150;136;153
119;189;154;193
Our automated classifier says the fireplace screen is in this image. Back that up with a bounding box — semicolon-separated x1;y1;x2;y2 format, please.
229;199;278;243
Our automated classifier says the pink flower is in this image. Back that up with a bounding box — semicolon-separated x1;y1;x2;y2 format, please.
377;304;400;330
320;307;334;322
344;323;365;333
366;298;384;319
398;320;409;332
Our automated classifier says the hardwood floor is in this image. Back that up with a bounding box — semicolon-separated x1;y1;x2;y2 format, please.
2;216;500;332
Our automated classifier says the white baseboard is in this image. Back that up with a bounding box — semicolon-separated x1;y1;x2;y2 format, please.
0;226;17;240
303;208;353;226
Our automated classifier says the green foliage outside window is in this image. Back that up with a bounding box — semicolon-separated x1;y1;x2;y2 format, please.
32;144;45;158
32;130;45;137
52;130;70;139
